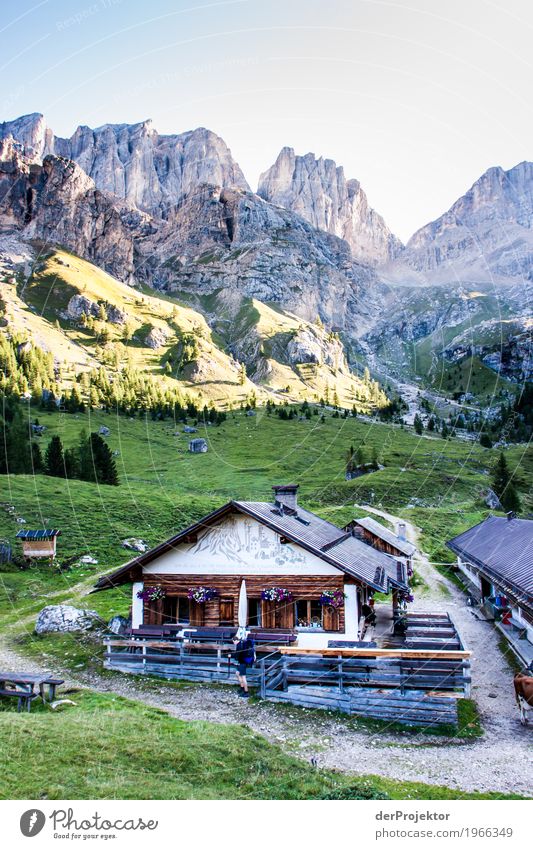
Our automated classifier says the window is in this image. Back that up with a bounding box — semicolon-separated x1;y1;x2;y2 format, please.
295;599;323;629
176;597;190;624
248;598;261;627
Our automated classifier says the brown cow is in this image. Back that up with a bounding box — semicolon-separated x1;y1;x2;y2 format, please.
513;672;533;725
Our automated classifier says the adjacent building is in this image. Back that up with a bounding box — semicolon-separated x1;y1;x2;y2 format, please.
447;515;533;652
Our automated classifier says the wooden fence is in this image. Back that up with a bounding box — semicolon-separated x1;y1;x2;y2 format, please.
104;638;471;726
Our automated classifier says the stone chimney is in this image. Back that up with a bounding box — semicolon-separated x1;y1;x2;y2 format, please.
397;521;407;541
272;484;299;513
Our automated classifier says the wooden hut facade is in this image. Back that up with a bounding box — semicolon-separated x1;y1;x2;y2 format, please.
94;485;409;648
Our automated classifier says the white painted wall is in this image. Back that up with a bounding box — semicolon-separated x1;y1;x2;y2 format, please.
513;606;533;644
344;584;359;638
457;558;482;592
143;514;344;577
132;582;144;628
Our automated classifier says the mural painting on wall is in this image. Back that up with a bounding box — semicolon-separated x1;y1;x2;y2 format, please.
188;517;307;566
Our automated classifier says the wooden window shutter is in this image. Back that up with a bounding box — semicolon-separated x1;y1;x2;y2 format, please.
189;600;205;627
219;598;234;626
323;606;340;631
279;599;295;629
261;600;276;629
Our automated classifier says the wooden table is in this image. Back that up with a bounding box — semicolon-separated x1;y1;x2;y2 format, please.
0;672;63;712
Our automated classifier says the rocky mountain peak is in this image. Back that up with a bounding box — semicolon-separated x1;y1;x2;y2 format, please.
258;147;402;266
395;160;533;282
1;114;250;218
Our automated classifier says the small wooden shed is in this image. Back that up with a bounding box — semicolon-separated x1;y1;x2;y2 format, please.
16;529;61;561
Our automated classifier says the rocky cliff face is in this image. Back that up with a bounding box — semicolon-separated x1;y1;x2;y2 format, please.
140;184;378;328
258;147;403;265
1;113;249;217
391;162;533;283
0;140;378;329
0;148;152;280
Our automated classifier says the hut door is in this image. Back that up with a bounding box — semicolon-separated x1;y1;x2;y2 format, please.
189;600;205;627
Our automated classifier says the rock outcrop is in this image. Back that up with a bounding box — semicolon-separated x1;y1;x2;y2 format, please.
258;147;402;265
35;604;100;634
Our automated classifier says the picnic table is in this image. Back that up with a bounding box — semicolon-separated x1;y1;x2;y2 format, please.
0;672;64;713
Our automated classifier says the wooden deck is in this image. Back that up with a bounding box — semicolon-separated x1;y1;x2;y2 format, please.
104;617;471;727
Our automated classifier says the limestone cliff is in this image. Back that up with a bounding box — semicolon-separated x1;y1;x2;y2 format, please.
258;147;402;265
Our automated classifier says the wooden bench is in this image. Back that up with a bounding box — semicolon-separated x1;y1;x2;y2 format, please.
43;677;64;701
183;627;237;643
131;627;181;641
249;629;297;645
0;687;38;713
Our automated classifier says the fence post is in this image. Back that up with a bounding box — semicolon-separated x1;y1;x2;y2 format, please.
463;660;471;698
338;657;344;694
282;657;288;692
260;659;266;698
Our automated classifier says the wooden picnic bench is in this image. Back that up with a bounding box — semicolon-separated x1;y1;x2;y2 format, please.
0;672;64;712
0;687;38;713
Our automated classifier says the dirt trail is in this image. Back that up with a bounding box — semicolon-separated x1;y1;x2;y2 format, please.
1;507;531;796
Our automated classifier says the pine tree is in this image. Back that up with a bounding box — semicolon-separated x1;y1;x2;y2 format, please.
414;413;423;435
31;440;43;472
492;452;521;513
45;435;65;477
89;433;119;485
1;407;32;473
75;429;90;481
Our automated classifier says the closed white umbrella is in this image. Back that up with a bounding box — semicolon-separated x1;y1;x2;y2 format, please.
237;579;248;639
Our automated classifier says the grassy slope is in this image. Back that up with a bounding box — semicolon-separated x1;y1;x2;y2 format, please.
18;249;263;406
1;407;530;629
7;248;378;408
0;690;521;801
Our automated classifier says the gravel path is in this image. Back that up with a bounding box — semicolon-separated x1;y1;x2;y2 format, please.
1;510;531;796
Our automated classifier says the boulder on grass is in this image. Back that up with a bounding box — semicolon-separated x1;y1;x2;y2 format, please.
485;488;502;510
107;615;131;635
122;538;149;553
35;604;100;634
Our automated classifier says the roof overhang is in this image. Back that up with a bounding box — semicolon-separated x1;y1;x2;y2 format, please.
92;500;394;594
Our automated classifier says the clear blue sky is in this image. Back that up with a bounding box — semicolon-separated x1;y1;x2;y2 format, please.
2;0;533;241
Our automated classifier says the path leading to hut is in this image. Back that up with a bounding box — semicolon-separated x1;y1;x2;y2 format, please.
0;509;531;797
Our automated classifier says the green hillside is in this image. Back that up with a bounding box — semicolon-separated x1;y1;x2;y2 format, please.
2;248;385;411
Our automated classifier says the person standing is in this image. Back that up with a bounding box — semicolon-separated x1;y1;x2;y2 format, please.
360;598;377;640
233;631;256;698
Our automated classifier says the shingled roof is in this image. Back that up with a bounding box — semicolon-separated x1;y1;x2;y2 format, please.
94;497;408;594
15;529;61;540
447;515;533;605
350;516;416;557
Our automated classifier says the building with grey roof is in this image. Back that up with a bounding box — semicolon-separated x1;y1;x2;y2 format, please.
447;515;533;655
94;484;410;649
